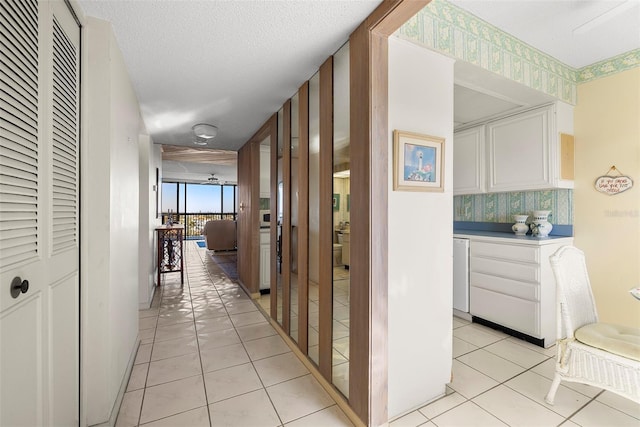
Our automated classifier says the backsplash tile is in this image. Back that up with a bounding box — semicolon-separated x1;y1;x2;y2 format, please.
454;189;573;224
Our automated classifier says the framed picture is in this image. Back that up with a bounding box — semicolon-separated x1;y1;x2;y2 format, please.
333;193;340;211
393;130;445;192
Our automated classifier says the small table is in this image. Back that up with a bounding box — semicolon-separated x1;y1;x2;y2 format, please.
156;225;184;286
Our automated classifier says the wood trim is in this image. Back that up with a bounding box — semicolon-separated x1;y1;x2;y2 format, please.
298;81;310;353
367;0;430;36
369;30;390;427
560;133;574;180
348;22;372;422
283;99;292;334
319;56;334;381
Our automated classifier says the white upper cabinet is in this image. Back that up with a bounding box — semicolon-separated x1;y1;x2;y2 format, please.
453;102;574;195
453;125;485;195
487;106;551;192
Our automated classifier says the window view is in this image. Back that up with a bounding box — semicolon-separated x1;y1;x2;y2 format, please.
161;182;238;238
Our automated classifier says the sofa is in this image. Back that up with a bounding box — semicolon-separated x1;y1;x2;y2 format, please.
202;220;237;251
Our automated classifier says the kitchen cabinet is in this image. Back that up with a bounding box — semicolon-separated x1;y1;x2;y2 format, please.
486;103;573;192
259;228;270;290
453;125;485;195
453;102;574;195
455;233;573;347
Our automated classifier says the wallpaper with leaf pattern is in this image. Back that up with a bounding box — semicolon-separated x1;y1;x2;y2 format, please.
397;0;640;105
454;189;573;225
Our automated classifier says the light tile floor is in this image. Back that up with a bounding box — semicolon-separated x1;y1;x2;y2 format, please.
117;242;353;426
121;241;640;426
391;318;640;427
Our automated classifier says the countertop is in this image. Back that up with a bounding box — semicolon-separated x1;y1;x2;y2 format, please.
453;229;574;245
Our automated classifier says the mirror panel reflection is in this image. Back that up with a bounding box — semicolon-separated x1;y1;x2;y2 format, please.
276;107;284;326
332;43;350;397
308;72;320;365
258;137;271;314
290;93;299;343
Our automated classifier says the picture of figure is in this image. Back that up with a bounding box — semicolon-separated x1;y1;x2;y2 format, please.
403;143;436;182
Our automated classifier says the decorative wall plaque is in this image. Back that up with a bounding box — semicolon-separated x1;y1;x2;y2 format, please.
594;166;634;195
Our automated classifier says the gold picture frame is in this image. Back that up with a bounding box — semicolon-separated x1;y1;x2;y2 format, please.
393;130;445;192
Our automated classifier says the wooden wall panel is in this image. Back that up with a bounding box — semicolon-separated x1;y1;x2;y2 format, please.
237;115;276;299
319;56;334;381
236;141;259;295
298;82;310;353
348;22;372;422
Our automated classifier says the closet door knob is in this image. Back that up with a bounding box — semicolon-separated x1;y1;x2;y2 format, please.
10;277;29;299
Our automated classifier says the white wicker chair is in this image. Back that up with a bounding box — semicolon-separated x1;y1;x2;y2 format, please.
545;245;640;405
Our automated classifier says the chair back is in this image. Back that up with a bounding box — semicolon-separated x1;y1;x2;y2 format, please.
549;246;599;339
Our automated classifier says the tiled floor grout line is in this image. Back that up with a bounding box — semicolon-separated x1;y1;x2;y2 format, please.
192;243;289;426
184;261;216;427
559;389;604;426
134;273;169;427
424;324;618;427
421;321;574;426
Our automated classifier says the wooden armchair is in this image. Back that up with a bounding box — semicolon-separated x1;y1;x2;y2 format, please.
545;245;640;405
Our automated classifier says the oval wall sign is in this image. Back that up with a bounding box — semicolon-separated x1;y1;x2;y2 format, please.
594;175;634;195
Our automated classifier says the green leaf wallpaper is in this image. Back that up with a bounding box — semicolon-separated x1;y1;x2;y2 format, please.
454;189;573;225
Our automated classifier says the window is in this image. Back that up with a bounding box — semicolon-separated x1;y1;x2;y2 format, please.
161;182;177;212
162;182;238;216
223;185;235;213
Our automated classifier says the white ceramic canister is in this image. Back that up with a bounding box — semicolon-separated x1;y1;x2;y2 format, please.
530;210;553;237
512;214;529;235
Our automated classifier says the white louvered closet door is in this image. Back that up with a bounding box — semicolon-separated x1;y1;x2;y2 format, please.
0;1;80;425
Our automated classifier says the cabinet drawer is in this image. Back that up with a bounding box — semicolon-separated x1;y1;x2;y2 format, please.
471;257;539;283
260;230;270;244
470;272;539;301
470;287;540;337
471;241;539;263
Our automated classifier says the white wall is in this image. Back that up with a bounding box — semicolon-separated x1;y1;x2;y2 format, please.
82;17;142;425
139;138;162;308
388;37;455;418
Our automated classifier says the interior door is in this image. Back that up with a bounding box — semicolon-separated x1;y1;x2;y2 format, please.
0;0;80;425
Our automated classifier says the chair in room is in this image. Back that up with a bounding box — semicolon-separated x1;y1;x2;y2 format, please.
545;245;640;405
202;220;237;251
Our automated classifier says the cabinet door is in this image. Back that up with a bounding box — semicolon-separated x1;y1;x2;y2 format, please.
453;126;485;195
487;107;551;192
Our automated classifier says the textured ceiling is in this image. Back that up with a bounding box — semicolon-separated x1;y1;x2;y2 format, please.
78;0;383;152
77;0;638;184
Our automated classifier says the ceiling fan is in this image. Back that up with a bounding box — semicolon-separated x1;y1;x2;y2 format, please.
202;173;225;185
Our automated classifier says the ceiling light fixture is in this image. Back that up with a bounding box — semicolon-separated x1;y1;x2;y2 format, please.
192;123;218;139
193;138;208;146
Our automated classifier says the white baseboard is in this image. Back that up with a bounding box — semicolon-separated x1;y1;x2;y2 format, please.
453;309;472;322
92;339;140;427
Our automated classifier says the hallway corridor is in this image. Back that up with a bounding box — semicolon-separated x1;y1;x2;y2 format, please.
116;241;353;426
